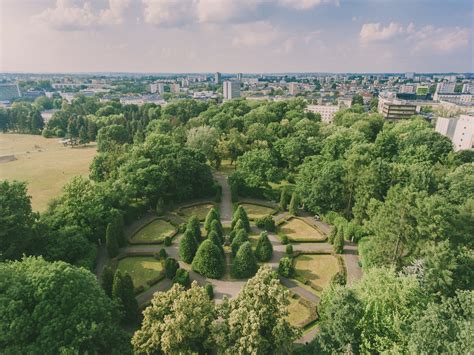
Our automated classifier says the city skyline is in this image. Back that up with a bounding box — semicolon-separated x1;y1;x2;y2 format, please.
1;0;473;73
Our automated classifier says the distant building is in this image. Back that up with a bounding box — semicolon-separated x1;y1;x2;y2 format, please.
400;85;415;94
435;114;474;151
0;83;21;103
436;82;456;94
223;81;240;100
306;104;339;123
337;97;353;108
157;83;165;95
378;94;417;119
215;72;222;84
170;83;180;94
237;73;243;80
416;85;429;96
462;83;472;93
405;72;415;80
289;82;299;96
434;93;473;105
150;83;157;93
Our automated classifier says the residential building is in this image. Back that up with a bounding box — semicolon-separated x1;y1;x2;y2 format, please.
462;83;472;93
378;93;417;119
157;83;165;95
237;73;243;80
170;83;180;94
405;72;415;79
436;82;456;94
306;104;339;123
223;81;240;100
215;72;222;84
435;114;474;151
0;83;21;103
150;83;157;93
289;82;299;95
400;85;415;94
434;93;473;105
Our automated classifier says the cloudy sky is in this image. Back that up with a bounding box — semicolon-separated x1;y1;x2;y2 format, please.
1;0;472;73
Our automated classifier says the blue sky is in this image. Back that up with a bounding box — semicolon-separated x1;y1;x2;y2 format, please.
1;0;472;73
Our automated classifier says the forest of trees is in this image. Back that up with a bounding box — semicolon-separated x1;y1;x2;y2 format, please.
0;95;472;353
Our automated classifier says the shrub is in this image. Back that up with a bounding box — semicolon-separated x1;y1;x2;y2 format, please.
101;265;114;297
255;232;273;262
205;284;214;299
179;229;198;264
155;198;165;216
105;223;119;258
164;236;172;246
286;244;293;256
159;248;167;259
255;215;275;232
334;228;344;254
232;219;245;232
230;181;238;202
280;233;289;245
42;128;53;138
330;271;346;286
210;219;224;244
231;229;249;256
231;206;250;232
208;230;225;257
279;188;290;211
204;207;220;231
173;269;190;287
165;257;179;279
192;240;225;279
232;242;258;279
187;215;201;242
178;223;187;233
328;226;337;244
112;271;139;324
278;257;294;277
289;192;298;215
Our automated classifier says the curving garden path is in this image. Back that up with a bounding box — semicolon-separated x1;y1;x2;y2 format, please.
95;172;363;344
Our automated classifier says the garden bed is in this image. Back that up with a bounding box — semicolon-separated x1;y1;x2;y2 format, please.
129;218;176;244
293;253;342;296
178;202;216;221
238;202;276;220
286;294;318;328
116;256;165;291
279;217;326;242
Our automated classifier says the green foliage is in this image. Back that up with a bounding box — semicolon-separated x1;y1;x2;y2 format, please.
231;228;249;256
173;268;190;287
112;270;139;324
330;271;347;286
205;284;214;299
204;207;220;231
179;229;198;264
232;242;258;278
236;148;281;188
286;244;293;255
231;205;250;232
187;215;201;242
158;248;167;259
209;219;224;244
132;282;215;354
230;180;239;202
328;226;337;244
289;192;298;215
279;188;290;211
155;198;165;216
105;222;119;257
101;265;114;297
0;257;129;353
280;233;289;245
255;214;276;232
164;236;172;246
278;256;294;277
164;257;179;279
333;227;344;254
255;232;273;262
192;240;225;279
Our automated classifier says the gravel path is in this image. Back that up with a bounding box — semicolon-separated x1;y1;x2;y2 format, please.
214;172;233;222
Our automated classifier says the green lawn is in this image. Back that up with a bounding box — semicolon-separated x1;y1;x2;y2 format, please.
287;296;316;328
116;256;164;290
239;203;275;220
280;218;326;242
293;254;340;296
130;219;175;244
180;203;215;221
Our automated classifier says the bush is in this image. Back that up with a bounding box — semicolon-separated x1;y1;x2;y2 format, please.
230;181;238;202
334;228;344;254
210;219;224;243
205;284;214;299
173;269;190;287
105;223;119;258
42;128;53;138
133;285;145;295
159;248;167;259
232;242;258;278
187;215;201;242
155;198;165;216
165;257;179;279
255;232;273;262
232;219;245;232
164;236;172;246
192;240;225;279
328;226;337;244
279;188;290;211
286;244;293;256
208;230;225;257
330;271;346;286
101;266;114;297
278;257;294;277
255;215;276;232
204;207;220;231
231;229;249;256
179;229;198;264
280;233;289;245
231;206;250;232
289;192;298;215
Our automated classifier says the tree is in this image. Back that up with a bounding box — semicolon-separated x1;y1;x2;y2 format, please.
0;257;129;353
112;270;139;324
165;257;179;279
79;126;89;145
231;205;250;232
255;232;273;262
205;284;214;299
236;148;281;188
212;266;300;354
155;198;165;216
179;229;199;264
192;240;225;279
289;192;298;215
204;207;220;231
105;222;119;258
231;229;249;256
352;94;364;106
209;219;224;244
187;215;201;243
232;242;258;278
186;125;220;165
173;268;190;287
132;282;215;354
255;215;275;232
101;265;114;297
97;124;129;152
208;230;224;256
334;227;344;254
279;188;289;211
278;257;294;277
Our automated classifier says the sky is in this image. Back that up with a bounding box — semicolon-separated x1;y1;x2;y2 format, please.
0;0;473;73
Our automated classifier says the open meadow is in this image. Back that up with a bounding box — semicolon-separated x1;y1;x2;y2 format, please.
0;133;96;211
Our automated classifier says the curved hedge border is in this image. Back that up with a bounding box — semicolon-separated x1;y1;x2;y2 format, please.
128;217;179;245
289;293;318;329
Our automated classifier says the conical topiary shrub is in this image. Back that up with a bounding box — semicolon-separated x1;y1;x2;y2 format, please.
204;207;220;231
187;215;201;243
179;229;198;264
255;232;273;262
192;240;225;279
231;206;250;232
231;229;249;256
232;241;258;278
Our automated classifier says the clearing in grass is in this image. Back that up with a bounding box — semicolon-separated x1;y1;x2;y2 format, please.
116;256;164;290
293;254;340;296
130;219;176;244
286;295;316;328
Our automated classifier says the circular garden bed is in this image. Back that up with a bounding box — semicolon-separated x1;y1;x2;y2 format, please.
129;218;176;244
279;217;326;242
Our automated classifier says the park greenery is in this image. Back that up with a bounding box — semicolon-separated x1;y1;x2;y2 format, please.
1;95;473;353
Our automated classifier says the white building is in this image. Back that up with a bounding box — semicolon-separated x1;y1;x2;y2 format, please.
435;114;474;151
462;83;472;93
223;81;240;100
306;104;339;123
434;93;473;105
215;72;222;84
150;83;157;93
436;82;456;94
289;82;299;96
399;85;415;94
170;83;180;94
157;83;165;95
405;72;415;79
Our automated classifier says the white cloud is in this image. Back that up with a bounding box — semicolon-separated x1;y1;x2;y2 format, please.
408;26;470;54
33;0;130;30
142;0;197;27
196;0;263;23
359;22;404;43
278;0;339;10
232;21;281;48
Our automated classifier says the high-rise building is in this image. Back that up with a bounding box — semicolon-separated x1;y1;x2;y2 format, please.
405;72;415;80
436;82;456;94
237;73;243;80
157;83;165;95
289;82;299;95
223;81;240;100
378;94;417;119
170;83;180;93
215;72;222;84
462;83;472;93
399;85;415;94
435;114;474;151
150;83;157;93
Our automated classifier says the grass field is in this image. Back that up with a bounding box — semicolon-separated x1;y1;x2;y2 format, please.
116;256;164;290
294;254;340;296
280;218;326;242
0;133;96;211
287;296;315;328
180;203;215;221
130;219;176;244
239;203;275;220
